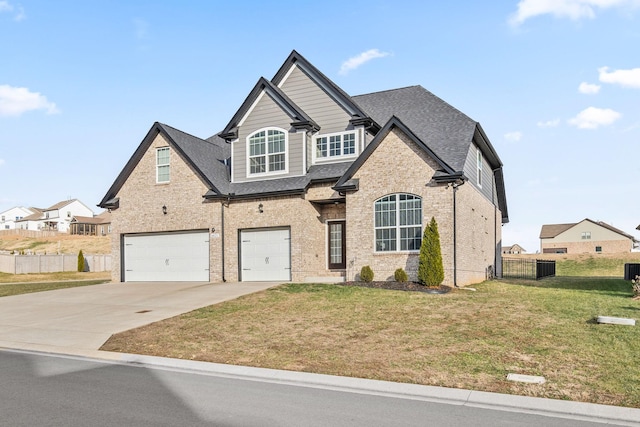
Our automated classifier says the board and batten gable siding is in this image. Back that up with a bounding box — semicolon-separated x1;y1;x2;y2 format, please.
463;143;495;205
233;93;304;183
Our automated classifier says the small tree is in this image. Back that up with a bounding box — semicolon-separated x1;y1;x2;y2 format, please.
394;268;408;283
360;265;374;282
418;216;444;287
77;249;85;272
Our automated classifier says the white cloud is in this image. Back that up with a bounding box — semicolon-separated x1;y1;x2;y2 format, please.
0;85;60;117
509;0;640;26
0;158;5;166
537;119;560;128
598;66;640;88
504;131;523;142
568;106;621;129
0;1;25;21
578;82;601;94
339;49;390;75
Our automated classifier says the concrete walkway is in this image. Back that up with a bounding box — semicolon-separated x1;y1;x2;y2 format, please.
0;281;280;354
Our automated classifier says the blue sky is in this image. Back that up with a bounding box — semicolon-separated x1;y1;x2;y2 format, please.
1;0;639;252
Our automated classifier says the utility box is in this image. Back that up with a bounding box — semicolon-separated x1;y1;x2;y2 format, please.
624;263;640;280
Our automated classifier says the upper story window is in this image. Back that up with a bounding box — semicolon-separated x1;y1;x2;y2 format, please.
581;231;591;240
476;147;483;188
374;194;422;252
315;131;357;162
248;128;287;175
156;147;170;183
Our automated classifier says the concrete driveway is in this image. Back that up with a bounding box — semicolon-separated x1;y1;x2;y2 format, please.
0;281;280;356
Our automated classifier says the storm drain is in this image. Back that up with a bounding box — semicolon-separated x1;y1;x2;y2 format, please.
136;310;152;314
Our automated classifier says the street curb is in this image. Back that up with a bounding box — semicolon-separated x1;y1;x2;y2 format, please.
4;347;640;426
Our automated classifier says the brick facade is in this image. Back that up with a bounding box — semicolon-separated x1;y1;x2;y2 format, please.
110;133;220;282
344;127;501;286
542;239;632;254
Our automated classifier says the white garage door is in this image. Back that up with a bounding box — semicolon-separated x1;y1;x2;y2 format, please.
240;228;291;282
123;231;209;282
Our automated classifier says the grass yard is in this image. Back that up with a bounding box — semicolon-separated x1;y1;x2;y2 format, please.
101;276;640;408
0;271;111;297
0;279;109;297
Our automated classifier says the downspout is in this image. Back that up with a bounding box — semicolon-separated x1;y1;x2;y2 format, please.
221;200;226;282
452;179;465;288
453;184;458;288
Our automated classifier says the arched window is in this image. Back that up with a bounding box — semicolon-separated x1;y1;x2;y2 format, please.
247;128;287;175
374;194;422;252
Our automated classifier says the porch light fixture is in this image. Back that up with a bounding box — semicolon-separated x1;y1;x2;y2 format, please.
258;203;264;213
162;205;167;215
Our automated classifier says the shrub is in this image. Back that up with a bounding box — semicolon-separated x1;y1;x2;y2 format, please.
394;268;408;282
77;250;85;272
632;275;640;299
360;265;374;282
418;216;444;287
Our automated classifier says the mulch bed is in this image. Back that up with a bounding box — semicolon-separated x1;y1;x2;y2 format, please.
341;281;452;294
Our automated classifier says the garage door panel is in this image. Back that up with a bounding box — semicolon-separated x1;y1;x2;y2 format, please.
241;228;290;282
124;232;209;282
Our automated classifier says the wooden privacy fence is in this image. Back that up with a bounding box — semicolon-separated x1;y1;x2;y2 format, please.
0;254;111;274
502;258;556;280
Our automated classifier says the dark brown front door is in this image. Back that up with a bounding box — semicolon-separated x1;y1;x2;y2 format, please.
328;221;346;269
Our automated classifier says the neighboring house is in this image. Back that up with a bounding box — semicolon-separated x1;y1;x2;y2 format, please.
14;200;94;232
99;50;508;286
14;208;43;231
540;219;637;254
502;244;525;255
39;199;95;233
0;206;34;230
70;210;112;236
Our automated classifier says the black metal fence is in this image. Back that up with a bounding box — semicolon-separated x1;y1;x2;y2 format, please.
502;258;556;280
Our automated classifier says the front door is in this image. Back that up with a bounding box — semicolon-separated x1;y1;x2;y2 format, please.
328;221;346;269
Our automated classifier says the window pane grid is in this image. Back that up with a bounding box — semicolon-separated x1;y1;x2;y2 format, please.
315;132;356;159
157;148;170;182
375;194;422;252
249;129;285;174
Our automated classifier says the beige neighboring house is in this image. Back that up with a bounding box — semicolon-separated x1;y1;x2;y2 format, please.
99;50;508;286
70;210;112;236
540;219;637;254
502;244;526;255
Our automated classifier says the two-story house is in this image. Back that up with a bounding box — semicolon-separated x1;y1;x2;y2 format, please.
0;206;34;230
99;50;508;286
15;199;94;232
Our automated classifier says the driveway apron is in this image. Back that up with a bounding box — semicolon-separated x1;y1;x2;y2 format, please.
0;281;279;355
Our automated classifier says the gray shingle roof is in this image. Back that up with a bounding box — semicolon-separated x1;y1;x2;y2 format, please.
158;123;230;195
353;86;478;172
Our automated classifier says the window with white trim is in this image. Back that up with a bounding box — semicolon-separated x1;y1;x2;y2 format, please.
315;131;357;161
374;194;422;252
581;231;591;240
156;147;170;183
476;147;483;188
248;128;287;175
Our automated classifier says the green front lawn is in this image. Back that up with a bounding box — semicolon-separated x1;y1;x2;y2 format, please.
101;276;640;408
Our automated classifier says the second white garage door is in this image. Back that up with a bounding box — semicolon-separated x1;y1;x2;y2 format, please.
240;228;291;282
123;231;210;282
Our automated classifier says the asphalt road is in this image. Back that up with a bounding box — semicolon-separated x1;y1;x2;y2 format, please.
0;350;621;427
